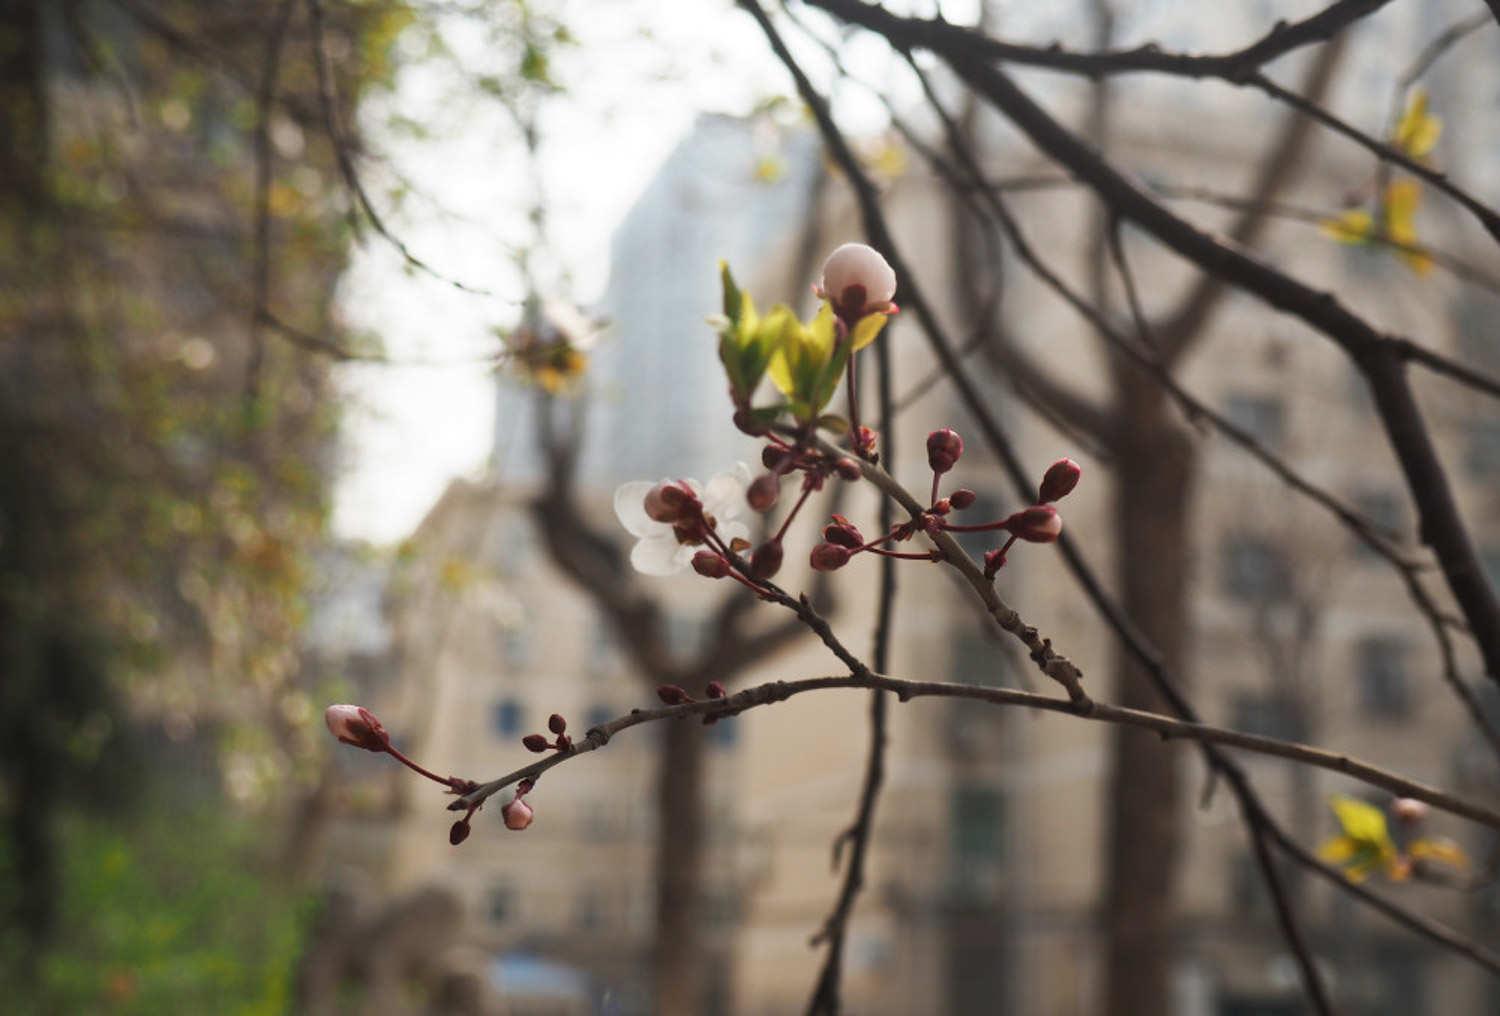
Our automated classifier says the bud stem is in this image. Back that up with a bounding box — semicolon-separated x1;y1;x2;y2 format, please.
385;744;461;790
773;484;816;545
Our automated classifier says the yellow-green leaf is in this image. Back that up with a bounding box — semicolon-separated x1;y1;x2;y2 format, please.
1329;795;1393;851
1394;89;1442;159
1320;208;1374;245
849;311;888;352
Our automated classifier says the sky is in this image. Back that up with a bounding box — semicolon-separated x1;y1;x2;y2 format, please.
330;2;806;543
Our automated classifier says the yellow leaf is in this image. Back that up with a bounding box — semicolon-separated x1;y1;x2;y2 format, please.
849;312;888;352
1320;208;1374;245
1383;181;1432;276
1394;89;1442;159
1318;836;1359;863
1329;795;1393;851
764;307;805;396
1409;837;1469;871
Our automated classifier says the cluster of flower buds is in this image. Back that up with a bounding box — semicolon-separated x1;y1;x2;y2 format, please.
522;713;574;754
805;433;1081;580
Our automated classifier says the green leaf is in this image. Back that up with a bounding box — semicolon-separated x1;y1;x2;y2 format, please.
720;261;742;324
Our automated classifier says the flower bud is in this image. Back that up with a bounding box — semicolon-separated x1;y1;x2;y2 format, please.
834;457;862;481
657;684;692;705
324;704;390;753
1038;458;1082;503
1005;504;1063;543
854;426;877;458
810;542;852;572
949;488;977;510
926;428;964;474
522;733;550;753
547;713;567;735
983;548;1007;579
692;550;730;579
823;514;863;549
706;681;727;699
750;539;784;579
747;473;781;512
931;498;951;516
502;796;534;831
1392;798;1429;825
818;243;897;318
762;445;791;471
449;819;472;845
733;408;770;436
644;481;694;523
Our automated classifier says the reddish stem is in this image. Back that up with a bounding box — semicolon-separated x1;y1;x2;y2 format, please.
865;546;939;560
930;471;941;506
774;484;816;544
385;744;459;789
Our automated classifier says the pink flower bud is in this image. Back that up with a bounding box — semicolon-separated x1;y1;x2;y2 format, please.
1038;458;1082;503
823;514;864;549
548;713;567;735
810;542;852;572
747;473;780;512
1392;798;1429;824
502;795;534;831
644;481;695;523
324;704;390;753
692;550;730;579
657;684;692;705
818;243;897;318
522;733;550;753
750;539;784;579
931;498;951;516
706;681;726;699
949;488;977;510
834;457;862;481
854;426;877;458
449;819;472;845
926;428;964;474
1005;505;1063;543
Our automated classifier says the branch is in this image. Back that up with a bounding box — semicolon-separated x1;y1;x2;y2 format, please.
1154;32;1346;364
452;670;1500;830
880;32;1499;682
247;0;296;404
807;0;1500;245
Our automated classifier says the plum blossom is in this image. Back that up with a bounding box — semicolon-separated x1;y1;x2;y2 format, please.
614;463;752;576
816;242;897;319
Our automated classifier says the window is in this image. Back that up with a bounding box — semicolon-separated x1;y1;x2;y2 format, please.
585;704;613;730
493;698;524;738
502;626;533;669
488;883;515;923
949;785;1005;889
1351;489;1405;558
1356;635;1410;719
1223;393;1285;447
665;612;704;657
1232;691;1305;741
1221;535;1292;603
1465;418;1500;478
948;629;1007;687
708;715;738;748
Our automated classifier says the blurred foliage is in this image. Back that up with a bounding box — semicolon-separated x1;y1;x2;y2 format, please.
0;0;411;986
5;800;315;1015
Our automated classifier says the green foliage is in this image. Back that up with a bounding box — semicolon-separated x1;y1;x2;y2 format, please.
5;805;315;1015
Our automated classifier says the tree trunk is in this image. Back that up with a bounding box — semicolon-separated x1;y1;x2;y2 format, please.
652;711;707;1014
1101;373;1197;1015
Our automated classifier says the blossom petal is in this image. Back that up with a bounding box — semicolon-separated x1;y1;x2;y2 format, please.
631;532;686;576
703;462;751;519
614;481;659;538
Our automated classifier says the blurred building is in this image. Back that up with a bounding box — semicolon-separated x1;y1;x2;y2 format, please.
329;5;1500;1012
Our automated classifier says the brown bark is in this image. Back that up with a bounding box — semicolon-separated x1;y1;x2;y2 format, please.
652;713;707;1015
1101;371;1197;1015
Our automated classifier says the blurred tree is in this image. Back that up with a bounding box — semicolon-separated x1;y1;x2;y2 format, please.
0;0;409;1004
